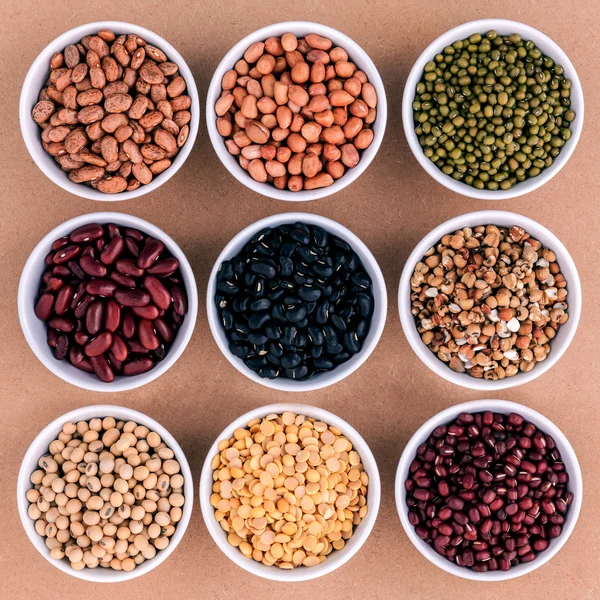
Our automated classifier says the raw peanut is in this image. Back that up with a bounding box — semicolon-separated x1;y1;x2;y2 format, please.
340;143;359;168
323;143;341;161
244;42;265;64
274;81;289;105
271;127;290;142
241;145;262;160
291;61;309;83
77;89;103;106
139;62;164;85
281;33;298;52
343;116;363;139
260;145;277;160
104;93;133;113
288;174;303;191
361;83;377;108
246;79;263;98
287;153;304;175
225;139;240;155
257;97;277;114
68;165;105;183
248;159;267;182
215;94;234;116
305;34;332;50
310;60;326;83
265;36;284;56
332;107;348;126
314;109;334;128
97;176;128;193
241;95;258;119
216;117;233;137
307;49;330;64
276;105;293;129
326;160;345;179
265;160;286;177
32;100;55;123
132;162;153;185
321;125;345;145
288;85;309;107
304;172;333;189
329;90;354;106
100;136;119;163
349;99;369;119
330;47;349;62
354;128;374;150
307;95;328;113
302;154;321;178
287;133;307;153
301;121;321;142
335;61;356;78
257;54;276;75
245;120;270;144
222;70;237;90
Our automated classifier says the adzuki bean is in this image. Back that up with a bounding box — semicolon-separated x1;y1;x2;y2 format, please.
405;411;573;573
215;222;374;381
34;222;188;382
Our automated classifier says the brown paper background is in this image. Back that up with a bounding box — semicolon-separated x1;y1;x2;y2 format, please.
1;0;599;598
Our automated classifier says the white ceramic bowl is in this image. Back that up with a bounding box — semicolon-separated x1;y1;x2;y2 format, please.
200;403;380;581
402;19;584;200
206;212;387;391
206;21;387;201
398;210;581;390
395;399;582;581
17;404;194;582
18;212;198;392
20;21;200;201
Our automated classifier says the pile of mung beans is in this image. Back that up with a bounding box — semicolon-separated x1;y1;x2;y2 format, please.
405;411;573;573
210;411;369;568
413;31;575;190
410;224;568;380
26;417;185;572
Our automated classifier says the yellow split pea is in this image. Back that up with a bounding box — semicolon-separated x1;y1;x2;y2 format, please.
210;412;369;569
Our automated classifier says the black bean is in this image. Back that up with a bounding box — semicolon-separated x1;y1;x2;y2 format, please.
330;314;347;332
248;333;268;345
313;262;333;278
333;352;351;364
222;309;234;330
295;317;308;329
356;293;374;317
269;342;283;357
251;261;276;279
279;256;294;276
280;242;297;257
259;366;279;379
315;301;329;324
346;252;360;272
311;345;324;358
356;319;369;341
267;353;280;365
343;331;361;353
248;311;270;329
314;357;334;370
244;272;256;286
296;246;317;264
281;353;301;369
217;281;238;294
271;304;286;321
352;271;371;288
295;332;307;348
246;356;268;371
287;364;308;379
286;306;307;323
229;343;250;357
219;261;234;281
232;296;250;313
250;299;271;311
311;225;328;248
265;324;281;340
307;326;324;345
299;286;321;302
281;326;296;346
290;228;310;245
326;342;344;355
229;331;247;342
305;301;317;314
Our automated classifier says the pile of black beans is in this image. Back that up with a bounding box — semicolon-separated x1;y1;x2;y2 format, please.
215;222;374;380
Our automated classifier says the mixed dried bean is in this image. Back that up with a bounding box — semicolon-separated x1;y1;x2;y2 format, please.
215;222;374;380
413;31;575;190
32;29;192;194
27;417;185;571
215;32;377;191
210;411;369;568
410;225;568;380
35;222;188;382
405;411;573;572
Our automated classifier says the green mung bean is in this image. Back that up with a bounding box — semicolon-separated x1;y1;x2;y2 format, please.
413;30;575;191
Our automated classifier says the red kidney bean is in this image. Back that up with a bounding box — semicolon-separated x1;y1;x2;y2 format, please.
138;319;160;350
404;411;573;574
110;271;136;288
104;299;120;332
85;331;113;357
35;223;188;383
100;236;124;265
137;239;164;269
35;293;55;320
54;284;74;315
79;254;107;277
86;300;104;334
90;354;114;382
116;259;144;277
53;245;81;264
143;276;171;310
123;357;153;376
170;284;187;315
132;305;160;320
85;279;117;297
147;257;180;276
70;223;104;243
114;289;150;307
110;333;128;362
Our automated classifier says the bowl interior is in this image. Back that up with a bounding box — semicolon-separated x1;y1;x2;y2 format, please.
20;20;200;202
402;19;584;200
395;399;582;581
206;20;387;201
200;403;381;581
18;212;198;392
399;210;581;390
17;404;194;583
207;212;387;391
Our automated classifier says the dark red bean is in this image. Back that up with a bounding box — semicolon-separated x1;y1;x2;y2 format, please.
69;345;85;365
132;305;160;320
70;223;104;243
48;317;75;332
74;331;90;345
90;354;114;382
125;237;140;257
114;289;151;307
107;223;121;238
138;319;160;350
147;257;180;276
123;357;154;376
86;279;117;297
100;236;125;265
73;357;94;373
85;331;113;357
52;237;69;251
53;245;81;264
55;334;69;359
86;300;104;334
47;328;58;348
55;284;74;315
143;276;171;310
53;265;72;278
43;277;64;292
121;311;136;339
116;259;144;277
74;294;94;319
105;300;120;332
123;227;144;241
170;284;187;315
68;260;86;279
110;333;128;362
35;293;54;320
137;239;164;269
110;271;136;288
127;340;149;354
79;255;107;277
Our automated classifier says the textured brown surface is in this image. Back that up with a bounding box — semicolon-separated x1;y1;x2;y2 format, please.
1;1;599;598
